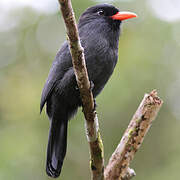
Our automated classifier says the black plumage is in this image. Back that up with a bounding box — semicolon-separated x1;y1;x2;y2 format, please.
40;4;136;178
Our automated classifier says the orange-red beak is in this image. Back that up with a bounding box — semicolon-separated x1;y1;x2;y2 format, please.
111;11;137;21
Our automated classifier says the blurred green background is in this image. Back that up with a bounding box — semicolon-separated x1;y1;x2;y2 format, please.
0;0;180;179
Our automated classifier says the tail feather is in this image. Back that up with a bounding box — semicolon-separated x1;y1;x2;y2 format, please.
46;117;68;178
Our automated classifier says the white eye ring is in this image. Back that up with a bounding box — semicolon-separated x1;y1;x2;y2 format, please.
98;10;104;15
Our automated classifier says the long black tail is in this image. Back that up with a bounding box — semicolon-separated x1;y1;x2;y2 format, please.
46;116;68;178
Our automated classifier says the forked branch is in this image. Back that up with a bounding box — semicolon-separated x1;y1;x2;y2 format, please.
104;90;163;180
57;1;163;180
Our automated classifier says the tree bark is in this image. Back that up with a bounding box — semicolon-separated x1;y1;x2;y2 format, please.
104;90;163;180
58;1;104;179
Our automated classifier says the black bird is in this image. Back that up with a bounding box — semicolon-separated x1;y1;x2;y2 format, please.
40;4;137;178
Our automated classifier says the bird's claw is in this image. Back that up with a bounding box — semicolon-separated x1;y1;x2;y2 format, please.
93;99;97;111
90;81;94;91
75;85;79;90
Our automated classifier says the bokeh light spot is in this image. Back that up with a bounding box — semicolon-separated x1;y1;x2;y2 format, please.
147;0;180;22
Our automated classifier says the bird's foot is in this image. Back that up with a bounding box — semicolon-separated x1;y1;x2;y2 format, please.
76;81;94;91
90;81;94;91
93;99;97;111
75;85;79;90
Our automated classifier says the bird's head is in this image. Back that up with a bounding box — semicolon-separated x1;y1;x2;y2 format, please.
78;4;137;30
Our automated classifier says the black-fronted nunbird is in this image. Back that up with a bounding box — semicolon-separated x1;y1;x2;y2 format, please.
40;4;137;178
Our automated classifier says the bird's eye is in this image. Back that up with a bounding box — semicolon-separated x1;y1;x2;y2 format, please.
98;10;104;15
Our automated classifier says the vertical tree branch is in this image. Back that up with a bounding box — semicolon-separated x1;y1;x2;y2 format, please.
58;0;104;179
104;90;163;180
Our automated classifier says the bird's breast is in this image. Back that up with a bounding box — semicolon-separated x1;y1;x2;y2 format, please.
86;47;118;97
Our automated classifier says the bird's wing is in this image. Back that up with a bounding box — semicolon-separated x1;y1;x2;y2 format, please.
40;42;72;113
40;63;60;113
